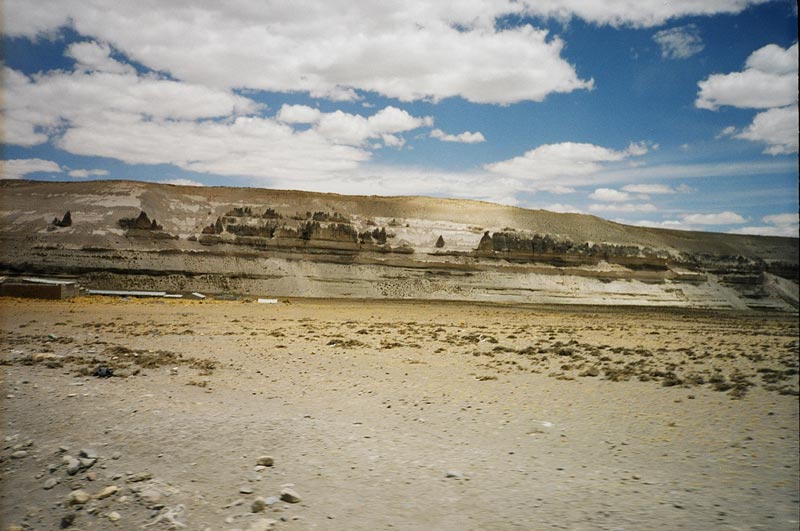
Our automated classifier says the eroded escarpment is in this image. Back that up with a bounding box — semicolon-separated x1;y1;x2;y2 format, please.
0;179;797;309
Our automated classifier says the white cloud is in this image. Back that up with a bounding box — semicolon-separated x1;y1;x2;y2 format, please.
539;203;584;214
735;106;799;155
3;1;600;105
56;113;370;180
728;225;799;237
68;168;109;178
589;188;631;201
730;212;799;237
276;105;322;124
158;178;206;187
588;202;657;213
485;141;650;190
277;104;431;146
430;129;486;144
621;183;679;194
653;24;704;59
1;158;62;179
762;213;799;226
696;43;798;111
516;0;770;27
589;159;796;184
66;40;135;75
2;53;433;181
3;61;259;148
681;211;746;225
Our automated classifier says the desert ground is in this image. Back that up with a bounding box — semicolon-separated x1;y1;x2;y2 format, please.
1;297;798;530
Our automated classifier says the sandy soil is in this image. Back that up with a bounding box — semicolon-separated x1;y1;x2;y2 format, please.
1;297;798;530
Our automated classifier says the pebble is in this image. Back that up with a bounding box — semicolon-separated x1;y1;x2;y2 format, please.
251;497;266;513
10;450;28;459
86;471;97;481
79;457;96;470
96;485;119;500
79;449;98;460
256;456;274;467
111;452;122;460
139;489;162;506
239;486;254;494
66;459;82;476
248;518;278;531
222;498;244;509
108;511;121;522
43;478;60;490
279;488;301;503
264;496;280;506
445;470;464;479
67;489;91;505
59;514;75;528
127;472;152;483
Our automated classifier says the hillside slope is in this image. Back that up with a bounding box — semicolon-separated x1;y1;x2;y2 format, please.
1;180;797;309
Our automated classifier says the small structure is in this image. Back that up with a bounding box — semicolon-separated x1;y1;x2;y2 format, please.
88;289;167;298
0;277;79;299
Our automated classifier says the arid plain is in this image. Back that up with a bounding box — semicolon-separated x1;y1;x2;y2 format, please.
1;296;798;530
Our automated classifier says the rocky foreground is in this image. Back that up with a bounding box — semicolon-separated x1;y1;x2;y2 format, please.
1;297;798;530
1;180;798;309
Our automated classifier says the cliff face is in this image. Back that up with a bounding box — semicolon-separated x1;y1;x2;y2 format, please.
1;179;797;309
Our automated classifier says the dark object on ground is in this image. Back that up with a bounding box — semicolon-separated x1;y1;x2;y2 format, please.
52;211;72;227
94;366;114;378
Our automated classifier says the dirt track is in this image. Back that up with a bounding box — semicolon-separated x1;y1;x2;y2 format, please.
1;297;798;530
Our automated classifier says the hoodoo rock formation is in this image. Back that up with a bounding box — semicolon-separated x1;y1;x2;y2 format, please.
1;179;797;309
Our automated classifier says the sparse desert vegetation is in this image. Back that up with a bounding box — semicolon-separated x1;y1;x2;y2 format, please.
1;297;798;530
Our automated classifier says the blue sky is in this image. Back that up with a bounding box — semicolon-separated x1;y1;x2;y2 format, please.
2;0;798;236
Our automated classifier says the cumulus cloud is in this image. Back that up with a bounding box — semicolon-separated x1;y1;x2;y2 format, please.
730;213;800;237
588;202;657;213
696;43;798;110
697;42;798;154
3;59;258;148
484;141;650;190
734;106;799;155
277;104;431;147
762;213;799;226
653;24;704;59
589;188;631;201
517;0;769;27
630;212;748;232
1;158;62;179
728;226;798;237
68;168;109;178
66;40;135;75
681;211;746;225
3;1;600;105
430;129;486;144
2;47;437;181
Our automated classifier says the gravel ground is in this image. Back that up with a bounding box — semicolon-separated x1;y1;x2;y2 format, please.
1;297;798;530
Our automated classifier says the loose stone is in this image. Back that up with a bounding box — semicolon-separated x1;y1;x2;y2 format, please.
67;489;91;506
96;485;119;500
251;497;266;513
279;488;301;503
256;456;274;467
